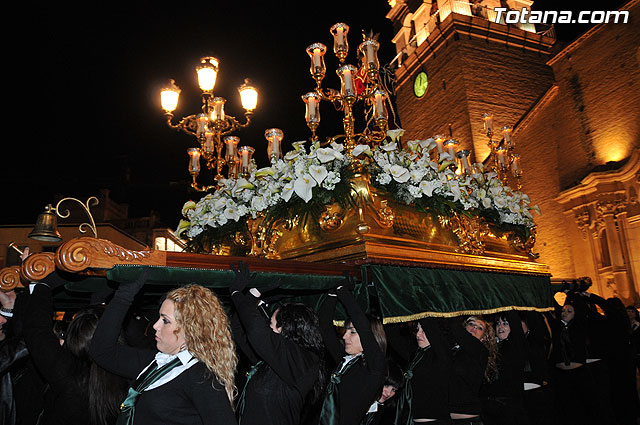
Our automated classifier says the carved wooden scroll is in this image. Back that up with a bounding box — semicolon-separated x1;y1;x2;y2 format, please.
0;266;22;291
55;237;166;273
21;252;56;282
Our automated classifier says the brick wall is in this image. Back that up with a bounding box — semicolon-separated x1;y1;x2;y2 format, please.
395;33;555;162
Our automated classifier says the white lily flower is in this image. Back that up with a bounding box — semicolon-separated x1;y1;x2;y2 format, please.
494;195;508;209
419;138;436;151
316;147;339;163
330;141;344;152
419;180;438;197
292;140;307;152
181;201;196;217
407;140;420;152
309;164;328;185
293;173;317;203
386;128;405;143
255;167;275;177
389;164;411;183
281;181;295;202
175;219;190;238
251;196;266;212
234;178;254;192
214;197;227;211
352;144;372;158
380;142;398;152
224;206;241;221
410;169;425;183
284;150;300;161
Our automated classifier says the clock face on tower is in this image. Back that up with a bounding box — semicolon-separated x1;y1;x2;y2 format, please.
413;71;428;98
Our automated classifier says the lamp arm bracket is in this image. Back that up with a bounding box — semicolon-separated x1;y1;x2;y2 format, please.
54;196;99;238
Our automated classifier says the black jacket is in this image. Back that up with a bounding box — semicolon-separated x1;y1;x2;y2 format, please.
319;287;386;425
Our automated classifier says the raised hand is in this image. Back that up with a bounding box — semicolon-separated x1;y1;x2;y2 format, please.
230;262;254;295
336;272;356;292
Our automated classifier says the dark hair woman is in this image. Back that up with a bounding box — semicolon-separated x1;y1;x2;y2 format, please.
447;315;497;425
549;292;613;425
229;262;325;425
22;275;129;425
387;318;450;425
480;311;530;425
317;283;387;425
360;359;404;425
89;269;238;425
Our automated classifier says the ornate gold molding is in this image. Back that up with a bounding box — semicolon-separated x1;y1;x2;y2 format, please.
55;237;166;273
0;266;22;291
21;252;56;282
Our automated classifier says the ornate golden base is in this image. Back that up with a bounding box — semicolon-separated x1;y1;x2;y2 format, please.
256;174;547;275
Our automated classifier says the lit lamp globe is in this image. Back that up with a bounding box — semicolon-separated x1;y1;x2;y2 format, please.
264;128;284;163
160;79;181;113
196;56;219;92
306;43;327;82
238;79;258;111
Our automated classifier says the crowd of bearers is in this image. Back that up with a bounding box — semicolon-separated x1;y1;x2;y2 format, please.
2;261;640;425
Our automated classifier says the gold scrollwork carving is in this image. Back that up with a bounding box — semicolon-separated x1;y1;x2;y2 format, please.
319;204;345;232
439;212;489;255
509;228;540;259
22;252;56;282
0;266;22;291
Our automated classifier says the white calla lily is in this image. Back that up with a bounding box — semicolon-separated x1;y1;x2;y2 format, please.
389;164;411;183
352;144;372;158
181;201;196;216
386;128;405;142
309;164;328;184
316;148;339;163
293;174;317;203
255;167;275;177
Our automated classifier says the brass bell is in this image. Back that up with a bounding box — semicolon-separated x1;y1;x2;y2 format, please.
28;204;62;242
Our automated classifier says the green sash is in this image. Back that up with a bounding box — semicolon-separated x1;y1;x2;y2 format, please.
319;355;363;425
236;360;264;424
394;346;430;425
116;356;183;425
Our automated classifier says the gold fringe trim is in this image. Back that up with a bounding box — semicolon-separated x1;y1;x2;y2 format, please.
381;306;555;324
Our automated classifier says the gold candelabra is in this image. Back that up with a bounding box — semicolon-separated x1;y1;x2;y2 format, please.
160;57;259;191
303;24;391;157
481;113;523;189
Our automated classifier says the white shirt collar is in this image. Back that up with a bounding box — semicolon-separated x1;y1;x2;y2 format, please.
154;350;194;367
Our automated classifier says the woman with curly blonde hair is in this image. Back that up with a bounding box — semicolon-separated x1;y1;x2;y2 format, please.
447;315;497;425
90;269;238;425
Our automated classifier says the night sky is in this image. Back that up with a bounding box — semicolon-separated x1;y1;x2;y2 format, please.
2;0;623;230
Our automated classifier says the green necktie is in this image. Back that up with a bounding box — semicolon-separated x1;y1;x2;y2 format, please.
236;360;264;424
319;355;363;425
394;346;430;425
116;356;183;425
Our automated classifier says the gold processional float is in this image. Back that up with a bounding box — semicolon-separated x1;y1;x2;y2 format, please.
0;24;548;314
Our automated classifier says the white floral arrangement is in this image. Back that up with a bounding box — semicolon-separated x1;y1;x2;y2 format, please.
177;130;539;246
177;140;350;240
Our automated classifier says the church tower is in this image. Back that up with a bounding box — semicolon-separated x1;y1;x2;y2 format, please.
386;0;556;162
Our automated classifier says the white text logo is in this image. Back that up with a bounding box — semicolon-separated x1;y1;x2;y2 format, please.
494;8;630;24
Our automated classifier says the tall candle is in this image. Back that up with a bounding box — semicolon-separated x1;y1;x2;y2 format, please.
496;147;507;167
203;131;214;154
196;114;208;137
225;136;239;160
373;91;387;120
434;135;445;153
187;148;201;174
336;27;344;48
313;48;322;69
